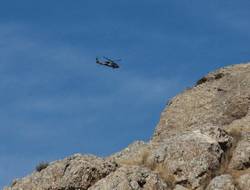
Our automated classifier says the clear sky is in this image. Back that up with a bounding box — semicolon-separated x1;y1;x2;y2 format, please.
1;0;250;188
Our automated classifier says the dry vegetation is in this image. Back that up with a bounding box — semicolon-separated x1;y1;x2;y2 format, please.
36;161;49;172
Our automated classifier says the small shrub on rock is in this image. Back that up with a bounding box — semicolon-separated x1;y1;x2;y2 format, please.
36;161;49;172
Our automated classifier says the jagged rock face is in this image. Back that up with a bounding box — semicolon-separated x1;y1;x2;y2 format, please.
153;63;250;141
146;126;233;189
89;166;169;190
108;141;150;166
229;133;250;170
4;154;117;190
237;173;250;190
4;63;250;190
173;185;189;190
205;175;236;190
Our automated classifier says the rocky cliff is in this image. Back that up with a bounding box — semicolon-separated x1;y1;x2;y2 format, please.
4;63;250;190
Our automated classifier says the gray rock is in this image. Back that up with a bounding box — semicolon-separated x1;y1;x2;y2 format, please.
4;154;117;190
236;173;250;190
108;140;150;166
206;174;237;190
4;63;250;190
229;134;250;170
147;126;232;189
89;165;169;190
153;63;250;142
174;184;189;190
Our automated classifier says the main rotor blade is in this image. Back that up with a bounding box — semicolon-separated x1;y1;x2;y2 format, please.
103;56;112;61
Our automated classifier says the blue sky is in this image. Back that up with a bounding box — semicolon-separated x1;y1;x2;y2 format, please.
1;0;250;188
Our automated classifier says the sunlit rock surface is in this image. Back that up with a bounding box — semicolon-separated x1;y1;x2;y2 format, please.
5;63;250;189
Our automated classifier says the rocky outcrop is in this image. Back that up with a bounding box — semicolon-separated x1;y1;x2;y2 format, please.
205;175;236;190
4;63;250;189
147;126;233;189
4;154;117;190
237;173;250;190
89;166;169;190
153;64;250;141
229;133;250;170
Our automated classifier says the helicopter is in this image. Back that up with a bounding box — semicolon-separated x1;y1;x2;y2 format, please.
96;57;120;69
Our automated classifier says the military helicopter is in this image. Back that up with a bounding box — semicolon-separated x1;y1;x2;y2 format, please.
96;57;120;69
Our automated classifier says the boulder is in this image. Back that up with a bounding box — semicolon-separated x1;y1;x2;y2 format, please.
205;175;237;190
4;154;117;190
89;165;169;190
108;140;150;166
229;134;250;170
236;173;250;190
146;126;233;189
153;64;250;142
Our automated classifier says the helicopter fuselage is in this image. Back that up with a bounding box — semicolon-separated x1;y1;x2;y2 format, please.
96;58;120;69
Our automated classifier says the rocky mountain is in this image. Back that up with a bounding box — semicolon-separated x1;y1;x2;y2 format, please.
4;63;250;190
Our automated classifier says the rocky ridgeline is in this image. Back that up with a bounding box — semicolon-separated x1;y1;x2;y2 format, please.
4;63;250;190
